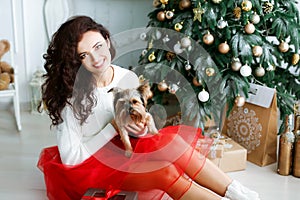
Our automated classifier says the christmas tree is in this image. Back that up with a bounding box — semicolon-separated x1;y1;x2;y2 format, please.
136;0;300;132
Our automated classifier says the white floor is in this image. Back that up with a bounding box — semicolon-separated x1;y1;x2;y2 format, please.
0;109;299;200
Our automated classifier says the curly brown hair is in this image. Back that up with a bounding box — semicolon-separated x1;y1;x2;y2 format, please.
40;15;116;126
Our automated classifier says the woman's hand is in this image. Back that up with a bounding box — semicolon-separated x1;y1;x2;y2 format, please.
126;122;148;137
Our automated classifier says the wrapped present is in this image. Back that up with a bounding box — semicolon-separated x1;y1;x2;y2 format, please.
209;137;247;172
81;188;138;200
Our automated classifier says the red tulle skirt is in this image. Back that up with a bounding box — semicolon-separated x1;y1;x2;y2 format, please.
37;125;212;200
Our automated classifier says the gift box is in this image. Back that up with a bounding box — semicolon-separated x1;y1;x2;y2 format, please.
209;137;247;172
81;188;138;200
198;134;247;172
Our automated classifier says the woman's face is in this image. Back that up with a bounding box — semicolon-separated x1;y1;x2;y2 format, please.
77;31;111;76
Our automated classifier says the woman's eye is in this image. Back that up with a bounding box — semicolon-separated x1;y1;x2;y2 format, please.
79;54;86;60
95;44;103;50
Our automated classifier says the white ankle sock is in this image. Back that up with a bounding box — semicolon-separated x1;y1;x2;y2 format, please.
224;180;260;200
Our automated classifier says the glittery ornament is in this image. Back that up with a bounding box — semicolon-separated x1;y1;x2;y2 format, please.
205;67;215;76
240;64;252;77
278;41;289;52
217;17;228;29
241;0;252;11
193;3;205;22
166;51;176;61
163;35;170;43
158;80;168;91
252;45;263;57
235;95;245;107
148;52;156;62
218;42;230;54
180;37;191;48
245;23;255;34
251;12;260;24
231;58;242;71
141;49;148;56
292;53;300;65
198;90;209;102
166;10;174;19
174;43;184;54
254;66;265;77
169;84;179;94
233;7;242;19
174;22;183;31
157;11;166;21
263;2;274;14
203;32;214;45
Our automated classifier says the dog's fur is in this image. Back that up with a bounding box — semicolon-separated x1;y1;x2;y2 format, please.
108;82;158;157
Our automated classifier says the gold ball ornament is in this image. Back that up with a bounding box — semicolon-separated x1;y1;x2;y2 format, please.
218;42;230;54
180;37;191;48
212;0;222;3
157;11;166;21
148;52;156;62
166;10;174;19
278;41;289;53
241;0;252;11
252;45;263;57
205;67;215;77
158;80;168;92
193;77;202;86
174;23;183;31
153;0;161;7
198;90;210;102
160;0;168;4
245;23;255;34
254;66;265;77
203;32;214;45
179;0;191;10
231;58;242;71
292;53;300;65
235;95;245;107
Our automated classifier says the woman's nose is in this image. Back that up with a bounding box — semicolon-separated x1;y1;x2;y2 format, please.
90;51;99;63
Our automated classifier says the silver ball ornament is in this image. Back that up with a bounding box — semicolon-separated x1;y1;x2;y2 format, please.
240;64;252;77
198;90;210;102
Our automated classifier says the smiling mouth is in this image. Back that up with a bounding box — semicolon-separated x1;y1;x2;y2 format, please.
95;60;105;68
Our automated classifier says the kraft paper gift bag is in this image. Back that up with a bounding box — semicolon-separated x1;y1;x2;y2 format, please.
222;83;278;166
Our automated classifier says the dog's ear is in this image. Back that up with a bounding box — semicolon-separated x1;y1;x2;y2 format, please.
137;81;153;103
108;87;122;94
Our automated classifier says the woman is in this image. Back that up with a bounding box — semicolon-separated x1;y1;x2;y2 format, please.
38;15;259;200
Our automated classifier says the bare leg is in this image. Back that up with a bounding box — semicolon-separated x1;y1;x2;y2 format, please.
121;161;223;200
170;136;232;196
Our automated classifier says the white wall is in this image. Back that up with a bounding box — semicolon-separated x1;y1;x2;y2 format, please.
0;0;152;110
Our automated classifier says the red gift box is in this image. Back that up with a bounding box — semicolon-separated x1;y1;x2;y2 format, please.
81;188;138;200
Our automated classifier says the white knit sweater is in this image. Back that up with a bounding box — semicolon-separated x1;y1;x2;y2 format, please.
56;65;139;165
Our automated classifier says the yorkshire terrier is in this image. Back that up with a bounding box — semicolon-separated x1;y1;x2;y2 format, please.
108;82;159;157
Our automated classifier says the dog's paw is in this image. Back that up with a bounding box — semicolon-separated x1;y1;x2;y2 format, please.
125;150;133;157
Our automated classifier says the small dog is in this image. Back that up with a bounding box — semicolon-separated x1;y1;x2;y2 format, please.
108;82;159;157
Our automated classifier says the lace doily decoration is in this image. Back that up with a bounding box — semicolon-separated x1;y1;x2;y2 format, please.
226;107;262;153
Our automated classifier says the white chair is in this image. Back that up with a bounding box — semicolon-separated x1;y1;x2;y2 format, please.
0;41;22;131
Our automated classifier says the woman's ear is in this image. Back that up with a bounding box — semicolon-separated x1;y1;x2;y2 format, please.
106;39;111;49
